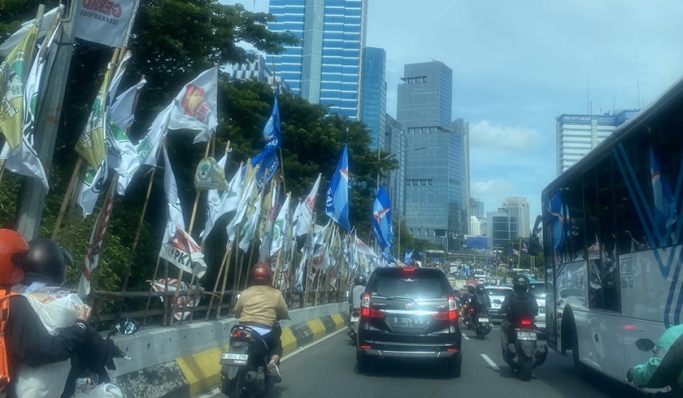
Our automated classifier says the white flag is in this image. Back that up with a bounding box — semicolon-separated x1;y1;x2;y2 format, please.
136;104;171;166
296;174;321;236
226;171;257;243
0;6;59;57
168;67;218;143
74;0;139;48
108;79;146;195
0;18;59;189
162;146;185;241
78;181;115;297
270;194;290;257
201;156;243;240
238;196;262;252
77;163;108;217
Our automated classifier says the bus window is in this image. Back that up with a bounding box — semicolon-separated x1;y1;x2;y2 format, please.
583;169;603;310
597;157;619;312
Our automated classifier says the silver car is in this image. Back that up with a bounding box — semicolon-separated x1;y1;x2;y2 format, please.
484;286;513;323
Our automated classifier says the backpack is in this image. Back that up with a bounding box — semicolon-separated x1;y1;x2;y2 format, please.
0;287;17;394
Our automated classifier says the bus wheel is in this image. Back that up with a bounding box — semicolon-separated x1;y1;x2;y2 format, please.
570;322;589;378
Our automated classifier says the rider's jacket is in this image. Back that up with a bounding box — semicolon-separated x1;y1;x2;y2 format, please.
235;285;289;328
499;291;538;324
632;324;683;389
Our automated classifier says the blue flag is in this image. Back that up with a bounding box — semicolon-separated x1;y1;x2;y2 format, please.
372;185;393;251
326;144;350;231
650;147;676;241
250;148;279;190
263;93;281;150
404;250;414;263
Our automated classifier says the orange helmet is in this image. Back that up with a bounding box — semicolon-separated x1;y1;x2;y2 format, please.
250;262;272;285
0;229;29;285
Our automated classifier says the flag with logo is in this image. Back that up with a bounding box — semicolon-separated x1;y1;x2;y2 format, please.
108;78;146;195
76;66;113;216
250;148;279;191
263;93;281;150
77;180;116;297
168;67;218;143
201;155;230;240
1;18;58;189
326;144;350;231
295;174;321;237
151;278;201;321
158;147;207;277
226;164;258;243
0;22;37;150
270;194;290;257
74;0;139;48
371;185;393;252
238;192;262;253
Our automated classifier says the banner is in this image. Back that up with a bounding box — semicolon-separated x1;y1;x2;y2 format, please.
0;23;37;149
77;180;116;297
158;227;207;278
74;0;139;48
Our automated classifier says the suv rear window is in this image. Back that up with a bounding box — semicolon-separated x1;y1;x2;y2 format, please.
367;273;452;299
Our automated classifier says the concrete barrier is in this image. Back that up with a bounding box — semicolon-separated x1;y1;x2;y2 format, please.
110;303;348;398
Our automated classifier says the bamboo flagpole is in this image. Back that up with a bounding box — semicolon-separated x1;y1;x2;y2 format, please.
205;239;233;320
217;233;238;318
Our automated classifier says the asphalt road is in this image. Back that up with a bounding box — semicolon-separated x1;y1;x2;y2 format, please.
198;326;645;398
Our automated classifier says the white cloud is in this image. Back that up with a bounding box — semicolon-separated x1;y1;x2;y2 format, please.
472;179;514;196
470;120;543;151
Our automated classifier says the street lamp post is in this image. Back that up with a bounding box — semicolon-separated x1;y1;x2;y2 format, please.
376;147;427;192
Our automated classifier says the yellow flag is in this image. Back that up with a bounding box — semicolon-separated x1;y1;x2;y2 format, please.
0;24;38;149
75;66;112;170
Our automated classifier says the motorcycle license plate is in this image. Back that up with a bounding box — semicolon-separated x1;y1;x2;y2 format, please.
393;316;424;328
220;353;249;366
516;331;537;341
478;318;489;323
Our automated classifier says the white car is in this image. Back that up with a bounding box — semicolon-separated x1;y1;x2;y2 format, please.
484;286;513;323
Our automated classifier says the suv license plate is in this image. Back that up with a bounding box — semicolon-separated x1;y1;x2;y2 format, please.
393;316;424;327
517;331;537;341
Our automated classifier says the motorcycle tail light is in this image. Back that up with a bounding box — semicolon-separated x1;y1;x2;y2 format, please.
521;320;532;326
231;329;251;339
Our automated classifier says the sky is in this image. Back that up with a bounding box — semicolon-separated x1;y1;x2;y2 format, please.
224;0;683;222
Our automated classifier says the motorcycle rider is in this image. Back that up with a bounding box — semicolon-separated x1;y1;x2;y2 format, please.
626;324;683;392
0;230;90;398
16;238;122;398
234;263;290;384
499;275;538;351
349;275;366;310
461;284;476;320
473;284;491;318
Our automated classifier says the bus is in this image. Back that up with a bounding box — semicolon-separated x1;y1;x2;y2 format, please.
541;74;683;388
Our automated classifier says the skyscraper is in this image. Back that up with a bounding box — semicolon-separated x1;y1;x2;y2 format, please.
556;110;638;175
398;61;461;248
360;47;386;151
267;0;367;120
384;115;406;217
487;209;518;250
470;198;485;219
503;197;530;238
452;118;470;235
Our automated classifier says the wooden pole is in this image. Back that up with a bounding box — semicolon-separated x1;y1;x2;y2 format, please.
205;241;232;320
217;238;237;318
142;257;161;327
51;157;83;240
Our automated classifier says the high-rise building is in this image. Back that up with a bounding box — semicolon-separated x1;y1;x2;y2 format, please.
487;209;518;250
384;115;406;217
398;61;462;248
503;197;530;238
360;47;386;151
267;0;367;120
556;110;638;175
452;118;470;234
469;216;481;237
470;198;485;219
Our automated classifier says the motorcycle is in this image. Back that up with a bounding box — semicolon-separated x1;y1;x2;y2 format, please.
348;306;360;340
219;323;280;398
474;311;492;340
627;336;683;396
502;319;548;381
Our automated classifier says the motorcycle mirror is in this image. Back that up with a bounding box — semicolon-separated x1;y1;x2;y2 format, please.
635;338;656;352
115;318;142;335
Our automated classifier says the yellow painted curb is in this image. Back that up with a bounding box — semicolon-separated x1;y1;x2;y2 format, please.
307;318;326;340
176;347;223;397
331;313;344;328
281;327;297;355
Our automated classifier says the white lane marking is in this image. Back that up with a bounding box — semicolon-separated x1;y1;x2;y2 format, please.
461;333;470;341
481;354;500;370
194;328;347;397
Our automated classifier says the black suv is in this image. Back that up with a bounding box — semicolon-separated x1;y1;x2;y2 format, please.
356;267;462;376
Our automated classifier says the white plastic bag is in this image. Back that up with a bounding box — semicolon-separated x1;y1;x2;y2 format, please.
12;286;85;398
74;383;124;398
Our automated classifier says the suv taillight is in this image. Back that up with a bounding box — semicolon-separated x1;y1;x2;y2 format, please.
360;292;384;318
433;295;457;321
361;292;370;308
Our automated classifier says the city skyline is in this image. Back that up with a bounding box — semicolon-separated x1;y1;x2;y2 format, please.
223;0;683;221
